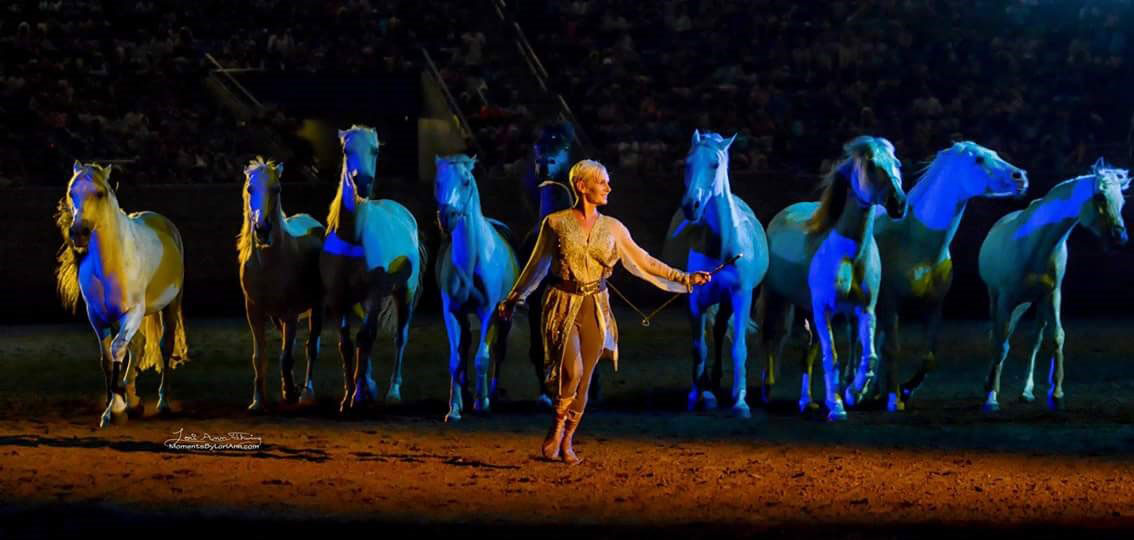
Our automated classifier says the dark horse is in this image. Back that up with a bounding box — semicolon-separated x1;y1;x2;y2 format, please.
519;122;600;407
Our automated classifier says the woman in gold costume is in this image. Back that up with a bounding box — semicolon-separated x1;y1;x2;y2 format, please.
498;160;711;464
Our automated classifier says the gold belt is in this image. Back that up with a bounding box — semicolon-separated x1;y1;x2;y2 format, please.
551;277;607;295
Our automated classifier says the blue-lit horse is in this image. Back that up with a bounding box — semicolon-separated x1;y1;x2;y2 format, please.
758;136;906;421
663;130;768;418
521;122;579;407
321;125;427;412
435;154;520;421
979;158;1129;412
55;162;189;428
873;142;1027;412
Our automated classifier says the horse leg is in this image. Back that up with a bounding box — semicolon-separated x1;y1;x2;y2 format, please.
799;339;820;413
489;306;512;402
472;308;495;413
350;309;379;410
387;291;415;405
1020;307;1047;404
157;295;185;416
755;288;788;405
458;310;472;409
812;308;846;421
123;337;144;417
299;307;323;406
687;299;714;411
442;303;465;422
279;316;299;404
529;284;552;408
983;293;1019;412
712;302;732;401
100;306;145;428
879;309;903;411
901;304;942;406
844;307;878;408
94;327;113;407
335;313;355;414
727;292;753;418
1044;289;1066;411
245;301;269;412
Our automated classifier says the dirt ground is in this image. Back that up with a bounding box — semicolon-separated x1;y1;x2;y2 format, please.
3;309;1134;538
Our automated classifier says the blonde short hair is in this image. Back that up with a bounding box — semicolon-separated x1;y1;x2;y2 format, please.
568;159;608;207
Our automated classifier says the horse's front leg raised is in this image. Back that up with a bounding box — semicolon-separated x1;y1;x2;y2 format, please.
245;301;269;412
845;307;878;408
100;305;145;428
299;306;322;405
812;306;846;422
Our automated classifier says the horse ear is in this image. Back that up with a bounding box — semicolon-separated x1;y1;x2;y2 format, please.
724;133;737;149
1091;157;1109;174
274;162;284;177
692;129;701;145
72;160;82;175
101;164;113;177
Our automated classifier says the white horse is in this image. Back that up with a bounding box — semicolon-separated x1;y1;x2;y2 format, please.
873;142;1027;411
55;162;189;428
979;158;1129;412
758;136;906;421
321;125;427;412
237;157;325;412
663;130;768;418
435;154;519;421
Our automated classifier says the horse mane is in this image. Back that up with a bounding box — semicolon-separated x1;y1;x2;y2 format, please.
326;179;346;233
806;137;879;234
54;196;82;313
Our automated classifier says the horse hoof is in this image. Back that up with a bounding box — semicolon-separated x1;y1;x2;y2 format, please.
473;398;490;414
247;401;265;413
299;387;317;406
1019;391;1035;404
1048;395;1065;412
702;391;719;411
282;387;298;405
100;395;128;428
386;391;403;405
156;401;172;416
127;401;145;418
982;401;1001;413
798;399;816;414
825;399;847;422
730;402;751;419
886;393;905;413
536;394;554;410
686;389;699;412
843;387;858;408
444;409;462;423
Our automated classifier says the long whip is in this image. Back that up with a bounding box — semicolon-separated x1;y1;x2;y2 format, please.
607;253;743;327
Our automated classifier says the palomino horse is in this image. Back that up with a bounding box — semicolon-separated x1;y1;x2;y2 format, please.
521;121;581;407
55;162;189;428
435;154;519;421
662;130;768;418
758;136;906;421
321;125;427;412
979;158;1129;412
237;157;325;412
873;142;1027;412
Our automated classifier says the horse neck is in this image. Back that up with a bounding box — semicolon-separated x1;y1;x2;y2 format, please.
89;206;132;280
703;171;742;258
329;171;361;239
904;157;974;257
833;187;876;260
1020;177;1094;252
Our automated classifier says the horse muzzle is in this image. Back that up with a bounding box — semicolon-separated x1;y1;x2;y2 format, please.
1110;224;1128;247
253;224;273;247
439;207;464;230
1012;170;1029;196
69;222;91;251
885;192;907;219
681;198;705;222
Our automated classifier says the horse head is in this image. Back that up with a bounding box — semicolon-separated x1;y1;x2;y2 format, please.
1082;157;1130;248
533;122;574;181
941;141;1028;198
339;125;379;198
66;161;118;253
435;154;479;232
681;129;736;222
243;157;284;248
844;136;906;219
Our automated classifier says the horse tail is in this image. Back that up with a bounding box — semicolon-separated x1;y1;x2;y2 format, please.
412;234;429;313
167;293;190;369
138;313;164;372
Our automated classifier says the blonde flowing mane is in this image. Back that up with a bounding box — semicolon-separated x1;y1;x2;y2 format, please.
54;196;82;313
806;136;880;235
